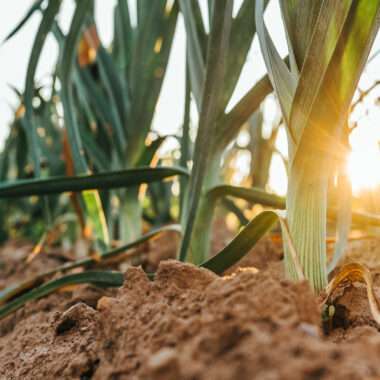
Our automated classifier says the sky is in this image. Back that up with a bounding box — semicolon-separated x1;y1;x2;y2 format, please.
0;1;379;195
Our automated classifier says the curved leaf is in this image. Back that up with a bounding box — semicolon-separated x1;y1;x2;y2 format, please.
130;0;178;139
179;0;206;108
137;137;167;167
207;184;380;229
60;0;92;172
0;166;188;198
207;184;285;209
215;72;272;150
255;0;296;127
2;0;44;43
279;0;321;74
221;0;265;110
0;271;124;320
0;224;181;305
59;1;109;245
85;24;128;155
200;210;278;274
288;1;352;148
201;208;305;278
179;0;233;263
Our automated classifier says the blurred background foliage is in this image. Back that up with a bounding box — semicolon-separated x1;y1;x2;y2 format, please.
0;0;379;254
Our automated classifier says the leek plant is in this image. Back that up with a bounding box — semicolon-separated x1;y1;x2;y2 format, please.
179;0;275;263
54;0;179;243
0;89;68;242
255;0;380;291
179;0;380;294
3;0;181;246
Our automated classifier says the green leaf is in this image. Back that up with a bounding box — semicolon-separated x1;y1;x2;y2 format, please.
221;0;258;110
136;0;151;25
129;1;178;162
0;271;123;321
0;167;188;198
200;211;278;274
255;0;297;127
179;65;191;214
0;224;181;306
215;70;273;150
2;0;45;43
179;0;206;108
20;1;62;225
288;1;352;148
0;128;17;180
179;0;233;263
291;1;380;168
75;68;116;134
201;208;306;280
15;123;28;178
221;197;249;226
92;38;129;155
257;0;380;291
116;0;133;74
137;136;167;167
279;0;322;74
60;0;92;173
207;184;285;209
207;184;380;229
77;115;111;172
189;0;208;58
60;0;110;245
23;0;62;177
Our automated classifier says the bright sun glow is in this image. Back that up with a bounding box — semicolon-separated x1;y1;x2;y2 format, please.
347;149;380;193
347;92;380;194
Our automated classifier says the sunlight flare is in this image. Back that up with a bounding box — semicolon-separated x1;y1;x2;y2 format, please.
347;149;380;193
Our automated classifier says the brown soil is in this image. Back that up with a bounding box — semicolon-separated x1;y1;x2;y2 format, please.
1;236;380;379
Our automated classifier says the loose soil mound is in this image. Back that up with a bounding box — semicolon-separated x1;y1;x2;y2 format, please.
1;239;380;379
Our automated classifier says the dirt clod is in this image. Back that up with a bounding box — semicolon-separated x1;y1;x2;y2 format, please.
1;240;380;379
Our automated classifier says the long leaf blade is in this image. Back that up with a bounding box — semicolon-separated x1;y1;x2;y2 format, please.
0;224;181;305
201;211;278;274
2;0;45;43
0;167;188;198
288;1;352;147
207;184;380;228
60;0;109;245
22;0;61;177
255;0;297;127
0;271;124;321
179;0;206;108
179;0;233;263
207;184;285;209
279;0;322;74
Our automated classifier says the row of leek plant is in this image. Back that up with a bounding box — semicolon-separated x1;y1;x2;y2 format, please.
1;0;276;251
178;0;380;293
53;0;180;245
0;0;281;317
1;0;184;248
255;0;380;291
